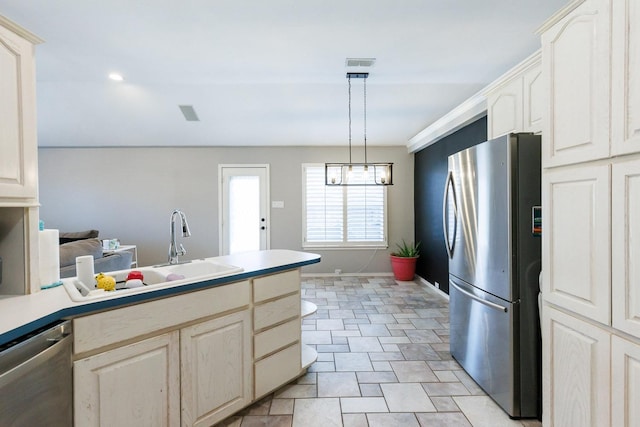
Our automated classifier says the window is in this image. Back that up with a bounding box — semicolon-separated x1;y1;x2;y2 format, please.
303;164;387;248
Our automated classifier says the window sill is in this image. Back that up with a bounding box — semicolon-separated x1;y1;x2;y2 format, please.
302;244;388;251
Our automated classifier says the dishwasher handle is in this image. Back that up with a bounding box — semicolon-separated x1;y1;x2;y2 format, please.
0;333;72;389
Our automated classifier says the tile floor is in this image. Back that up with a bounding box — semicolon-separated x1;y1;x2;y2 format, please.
216;276;542;427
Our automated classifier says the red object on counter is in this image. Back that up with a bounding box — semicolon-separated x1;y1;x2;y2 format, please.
126;270;144;281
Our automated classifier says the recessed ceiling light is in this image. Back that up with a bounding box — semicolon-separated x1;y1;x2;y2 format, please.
108;73;124;82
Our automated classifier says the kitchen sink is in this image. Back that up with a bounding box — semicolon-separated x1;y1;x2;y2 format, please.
63;259;243;301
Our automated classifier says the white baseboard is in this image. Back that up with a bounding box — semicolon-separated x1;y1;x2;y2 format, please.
301;272;394;278
416;275;450;301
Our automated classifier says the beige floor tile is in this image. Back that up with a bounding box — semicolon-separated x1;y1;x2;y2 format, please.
358;324;392;337
367;412;420;427
292;398;342;427
356;371;398;383
390;360;439;383
316;319;345;330
296;372;317;384
342;413;368;427
316;352;334;362
334;352;373;371
307;361;335;372
302;330;332;345
453;396;522;427
317;372;361;397
415;412;472;427
348;336;384;352
378;336;411;344
372;361;392;371
368;352;405;361
340;397;389;413
239;415;292;427
359;383;383;397
430;396;460;412
381;383;436;412
434;370;459;382
270;398;294;415
273;384;317;399
216;415;242;426
331;330;362;337
422;382;471;396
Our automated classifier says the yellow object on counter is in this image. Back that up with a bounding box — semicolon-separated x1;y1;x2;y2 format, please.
95;273;116;292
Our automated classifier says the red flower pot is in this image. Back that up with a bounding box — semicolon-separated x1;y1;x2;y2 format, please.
390;255;418;281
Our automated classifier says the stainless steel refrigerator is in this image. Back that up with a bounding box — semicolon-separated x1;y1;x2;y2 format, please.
444;133;541;419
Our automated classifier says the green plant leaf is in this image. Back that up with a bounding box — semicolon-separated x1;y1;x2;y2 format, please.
392;240;420;257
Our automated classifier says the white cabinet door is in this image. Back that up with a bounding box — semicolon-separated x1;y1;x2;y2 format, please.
611;0;640;155
181;310;252;427
612;335;640;427
542;306;610;427
523;63;543;134
0;20;39;201
612;159;640;337
487;76;523;139
542;165;611;324
74;332;180;427
541;0;611;167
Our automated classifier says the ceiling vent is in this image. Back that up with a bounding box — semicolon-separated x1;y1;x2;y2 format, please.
345;58;376;68
179;105;200;122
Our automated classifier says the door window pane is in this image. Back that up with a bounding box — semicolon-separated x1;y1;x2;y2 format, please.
229;175;260;254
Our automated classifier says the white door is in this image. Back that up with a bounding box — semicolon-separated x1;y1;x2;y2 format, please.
219;165;269;255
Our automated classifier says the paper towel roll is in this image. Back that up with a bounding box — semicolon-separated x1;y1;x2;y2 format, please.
39;229;60;287
76;255;95;289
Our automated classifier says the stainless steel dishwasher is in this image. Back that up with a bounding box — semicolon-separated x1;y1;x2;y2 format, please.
0;320;73;426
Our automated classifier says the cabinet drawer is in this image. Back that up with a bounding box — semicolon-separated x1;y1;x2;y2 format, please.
74;281;251;354
254;293;300;330
254;318;299;359
254;342;301;398
253;269;300;302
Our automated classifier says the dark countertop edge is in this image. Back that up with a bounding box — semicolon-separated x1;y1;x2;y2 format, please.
0;256;320;347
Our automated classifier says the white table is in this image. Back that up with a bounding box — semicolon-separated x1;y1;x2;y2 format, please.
103;245;137;268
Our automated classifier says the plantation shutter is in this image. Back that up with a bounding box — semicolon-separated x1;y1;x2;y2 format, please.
303;164;386;246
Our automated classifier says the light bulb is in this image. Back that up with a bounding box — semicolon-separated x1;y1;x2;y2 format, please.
364;164;369;180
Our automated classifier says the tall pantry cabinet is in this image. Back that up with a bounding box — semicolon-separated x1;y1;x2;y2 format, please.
539;0;640;426
0;15;42;295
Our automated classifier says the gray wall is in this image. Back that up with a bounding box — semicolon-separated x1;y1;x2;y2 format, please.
38;146;414;274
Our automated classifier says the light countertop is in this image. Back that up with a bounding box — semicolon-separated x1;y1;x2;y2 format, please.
0;249;320;346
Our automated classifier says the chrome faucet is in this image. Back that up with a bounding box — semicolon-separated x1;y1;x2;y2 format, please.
168;209;191;264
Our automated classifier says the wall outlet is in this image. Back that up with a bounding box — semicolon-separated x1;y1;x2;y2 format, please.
334;269;342;275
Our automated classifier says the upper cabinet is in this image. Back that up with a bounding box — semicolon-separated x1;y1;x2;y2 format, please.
541;0;611;167
611;0;640;155
0;16;42;205
486;52;542;139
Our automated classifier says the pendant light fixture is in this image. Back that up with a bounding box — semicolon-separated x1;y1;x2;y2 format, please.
325;72;393;186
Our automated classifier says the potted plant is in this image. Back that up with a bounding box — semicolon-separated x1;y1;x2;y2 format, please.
390;240;421;281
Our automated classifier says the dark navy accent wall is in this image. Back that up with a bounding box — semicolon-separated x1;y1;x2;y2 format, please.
414;116;487;294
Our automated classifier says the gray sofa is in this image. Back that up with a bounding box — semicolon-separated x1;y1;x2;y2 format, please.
58;231;133;279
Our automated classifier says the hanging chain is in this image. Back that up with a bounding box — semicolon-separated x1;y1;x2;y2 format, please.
348;75;352;164
363;75;367;164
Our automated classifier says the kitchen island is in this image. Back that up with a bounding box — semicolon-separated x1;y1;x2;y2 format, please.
0;249;320;426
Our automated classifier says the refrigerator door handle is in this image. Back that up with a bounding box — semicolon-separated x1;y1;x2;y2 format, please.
450;280;509;313
442;171;457;259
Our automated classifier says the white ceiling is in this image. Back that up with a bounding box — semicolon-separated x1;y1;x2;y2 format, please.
0;0;566;148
